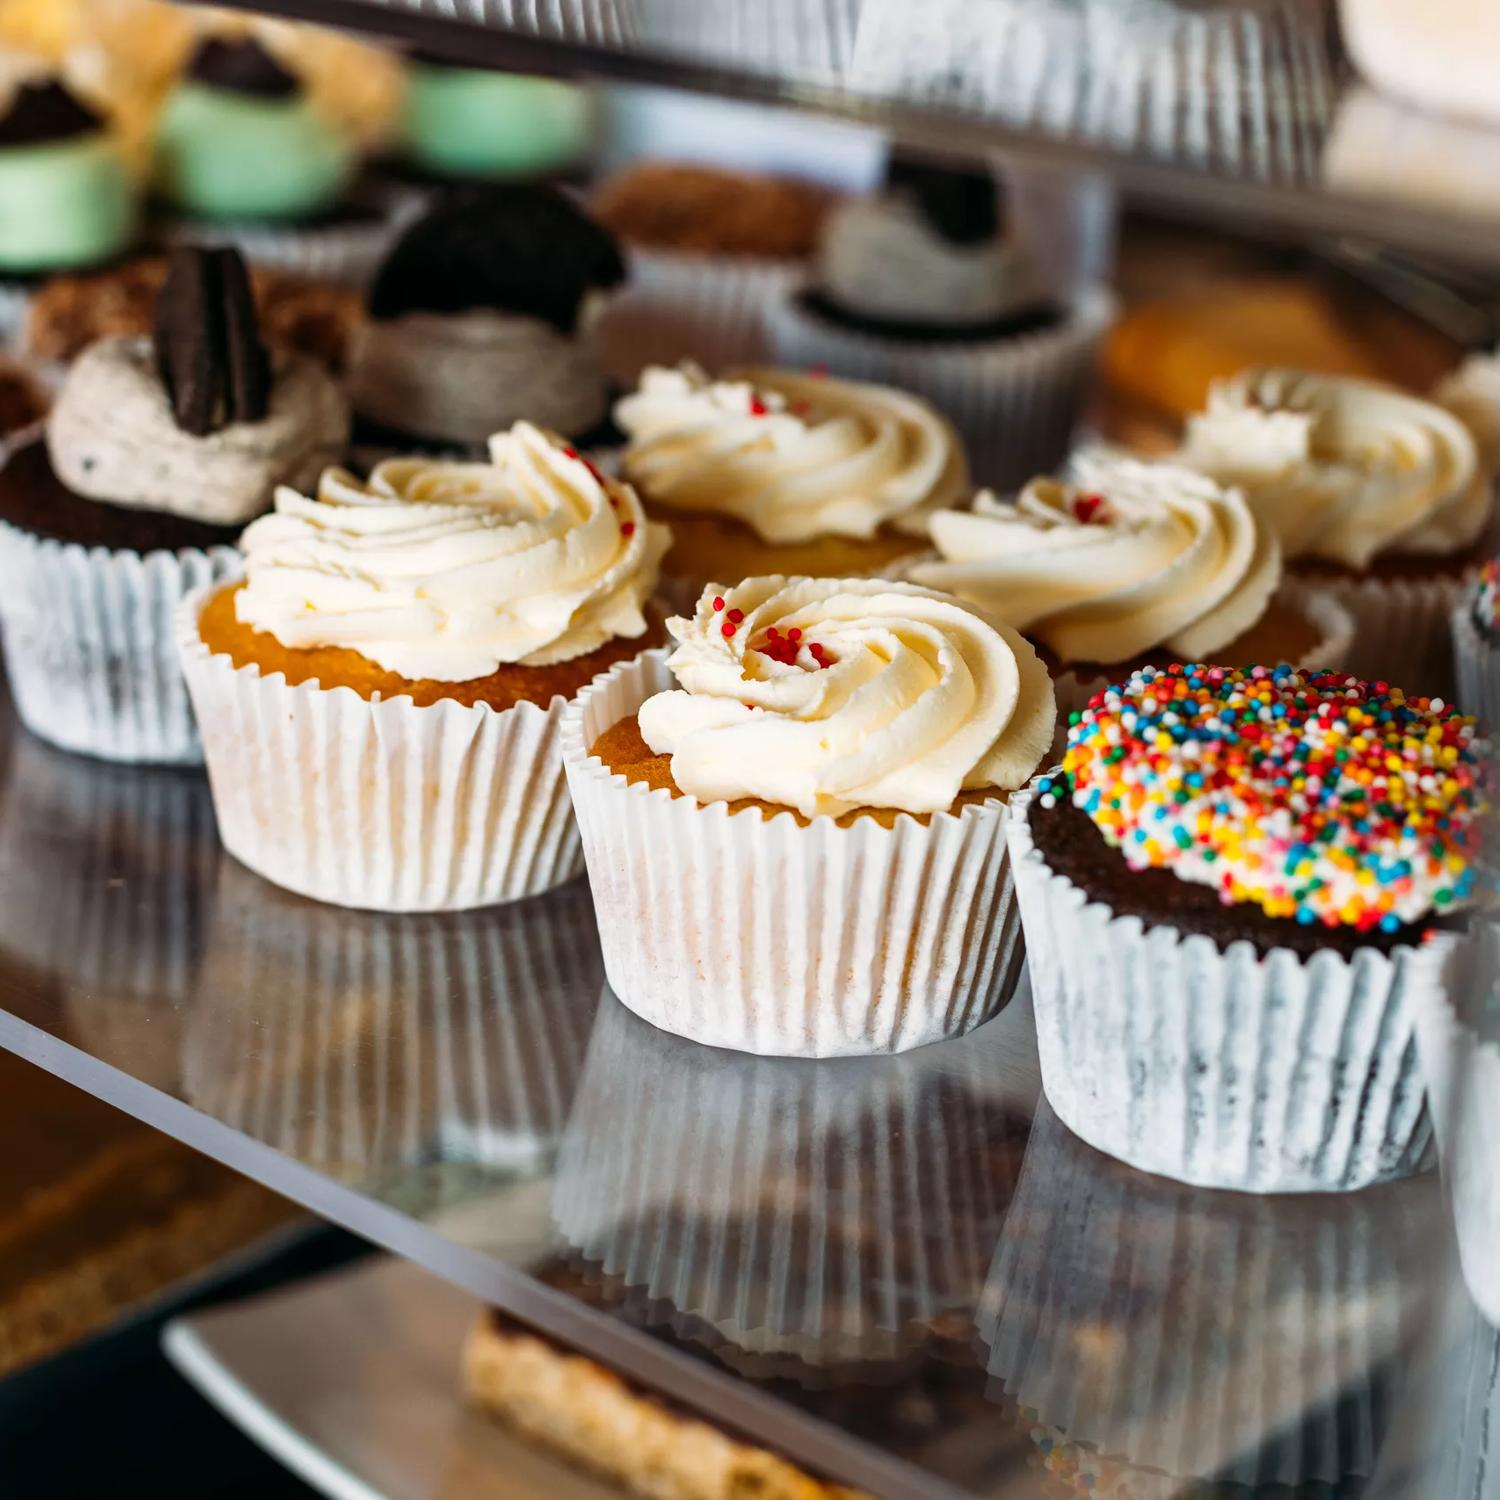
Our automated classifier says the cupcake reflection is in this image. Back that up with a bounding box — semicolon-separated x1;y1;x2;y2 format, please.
186;862;601;1182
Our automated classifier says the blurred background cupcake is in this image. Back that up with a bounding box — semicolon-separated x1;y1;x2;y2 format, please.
765;148;1115;491
347;184;626;460
0;243;348;763
1451;557;1500;726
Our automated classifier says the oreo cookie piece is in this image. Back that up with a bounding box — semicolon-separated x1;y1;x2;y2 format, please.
367;184;625;335
153;246;271;436
0;80;104;148
885;149;1002;246
184;36;299;99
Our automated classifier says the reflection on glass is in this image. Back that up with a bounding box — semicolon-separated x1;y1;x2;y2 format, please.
981;1099;1436;1497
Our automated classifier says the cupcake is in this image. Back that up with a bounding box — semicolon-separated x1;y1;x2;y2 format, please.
348;184;626;458
614;361;968;601
0;244;348;763
1434;346;1500;478
0;76;139;337
1011;663;1489;1191
764;150;1115;491
561;574;1055;1056
1451;558;1500;727
909;449;1353;717
1178;367;1494;694
178;423;669;912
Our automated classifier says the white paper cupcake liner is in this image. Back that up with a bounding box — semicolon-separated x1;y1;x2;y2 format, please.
1309;568;1469;700
763;285;1116;491
627;0;862;84
561;650;1025;1057
175;586;586;912
1451;602;1500;730
0;520;237;764
1009;781;1451;1192
982;1097;1433;1489
597;250;799;388
186;862;600;1179
552;988;1023;1374
0;281;31;348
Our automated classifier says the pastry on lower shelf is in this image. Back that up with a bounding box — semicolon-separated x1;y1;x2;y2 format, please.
463;1310;871;1500
763;149;1113;491
180;428;668;911
348;184;626;455
1178;367;1494;694
0;243;348;764
1011;663;1487;1191
614;362;968;600
563;575;1053;1056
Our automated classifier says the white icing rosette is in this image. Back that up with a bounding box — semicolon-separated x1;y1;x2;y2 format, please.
982;1097;1434;1490
178;424;667;912
763;284;1115;492
186;862;600;1180
552;988;1024;1377
561;575;1055;1056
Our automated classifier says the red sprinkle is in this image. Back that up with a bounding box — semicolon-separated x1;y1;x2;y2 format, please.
721;623;737;639
787;627;802;642
749;395;769;416
727;608;744;624
620;522;636;538
1073;493;1106;524
608;495;619;509
562;446;579;459
712;597;725;612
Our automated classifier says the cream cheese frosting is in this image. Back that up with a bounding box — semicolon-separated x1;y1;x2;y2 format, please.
912;451;1281;665
614;362;968;545
1179;367;1486;570
636;575;1055;819
46;336;349;526
1434;350;1500;476
348;298;610;447
234;421;669;682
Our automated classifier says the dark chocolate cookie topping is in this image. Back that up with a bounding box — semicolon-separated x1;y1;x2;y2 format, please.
184;36;299;99
367;184;625;334
0;80;104;148
885;149;1002;246
153;246;271;436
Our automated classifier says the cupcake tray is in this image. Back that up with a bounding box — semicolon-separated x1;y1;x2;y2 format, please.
0;680;1482;1500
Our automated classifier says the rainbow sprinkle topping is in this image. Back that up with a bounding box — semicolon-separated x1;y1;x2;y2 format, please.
1474;557;1500;635
1036;664;1490;933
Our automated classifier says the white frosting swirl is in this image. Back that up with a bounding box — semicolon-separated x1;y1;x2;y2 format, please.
614;362;968;545
235;421;669;682
349;299;610;448
1434;350;1500;476
819;195;1040;326
912;452;1281;665
46;337;350;526
636;576;1055;819
1179;367;1485;570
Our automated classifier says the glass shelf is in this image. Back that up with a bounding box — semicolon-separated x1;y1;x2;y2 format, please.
0;684;1483;1499
198;0;1500;276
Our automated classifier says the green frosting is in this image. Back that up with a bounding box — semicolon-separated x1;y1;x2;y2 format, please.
153;84;354;222
401;67;592;180
0;135;136;272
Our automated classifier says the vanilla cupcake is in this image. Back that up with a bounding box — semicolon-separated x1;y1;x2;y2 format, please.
561;574;1055;1056
178;422;669;911
0;244;347;762
1179;368;1493;693
910;450;1353;715
614;361;968;603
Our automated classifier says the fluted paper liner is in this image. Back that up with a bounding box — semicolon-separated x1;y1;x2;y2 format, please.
175;586;585;912
561;650;1025;1057
1451;602;1500;729
187;864;600;1179
981;1097;1432;1488
1009;782;1452;1192
1314;568;1469;700
552;990;1023;1375
628;0;861;84
0;520;237;763
763;285;1115;492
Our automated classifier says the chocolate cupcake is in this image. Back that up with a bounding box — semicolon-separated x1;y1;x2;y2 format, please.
348;184;626;458
764;150;1114;490
1010;663;1489;1191
0;244;349;762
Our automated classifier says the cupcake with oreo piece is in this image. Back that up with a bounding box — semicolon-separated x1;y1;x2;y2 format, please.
0;75;139;338
348;184;626;461
614;360;968;601
1452;557;1500;727
764;149;1114;490
0;243;349;763
1010;663;1490;1191
177;424;669;911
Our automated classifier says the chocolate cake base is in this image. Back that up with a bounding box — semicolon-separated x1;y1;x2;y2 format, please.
1027;796;1438;960
0;438;246;553
796;288;1064;346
